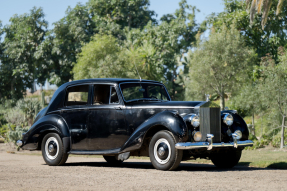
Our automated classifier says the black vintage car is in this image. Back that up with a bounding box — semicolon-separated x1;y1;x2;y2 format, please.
17;78;253;170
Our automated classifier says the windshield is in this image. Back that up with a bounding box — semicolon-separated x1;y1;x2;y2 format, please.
120;83;170;102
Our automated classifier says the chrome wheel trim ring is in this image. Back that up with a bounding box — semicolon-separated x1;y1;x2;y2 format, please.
45;137;59;160
154;138;171;164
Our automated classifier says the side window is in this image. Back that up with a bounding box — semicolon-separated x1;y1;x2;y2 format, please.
110;87;119;104
93;85;110;105
66;85;89;106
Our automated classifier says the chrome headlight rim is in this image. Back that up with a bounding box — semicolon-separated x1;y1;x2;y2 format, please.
234;130;242;140
190;114;200;128
223;113;234;126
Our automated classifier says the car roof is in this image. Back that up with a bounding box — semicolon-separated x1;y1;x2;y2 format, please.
61;78;160;87
45;78;163;114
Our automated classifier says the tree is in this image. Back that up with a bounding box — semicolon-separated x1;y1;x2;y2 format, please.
258;52;287;148
186;23;256;110
88;0;156;29
246;0;286;29
0;7;48;100
124;0;204;100
37;0;156;86
73;34;163;81
209;0;287;63
73;34;124;80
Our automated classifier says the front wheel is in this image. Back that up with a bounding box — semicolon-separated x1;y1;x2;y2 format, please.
41;133;68;166
211;150;242;168
149;130;183;171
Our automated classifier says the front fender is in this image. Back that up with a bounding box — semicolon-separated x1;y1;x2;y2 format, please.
221;110;249;142
22;114;70;150
121;110;188;152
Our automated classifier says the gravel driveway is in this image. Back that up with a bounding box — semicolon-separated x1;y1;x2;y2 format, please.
0;147;287;191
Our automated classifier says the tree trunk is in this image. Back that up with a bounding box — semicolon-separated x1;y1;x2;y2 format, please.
280;115;285;149
252;112;255;136
220;89;225;111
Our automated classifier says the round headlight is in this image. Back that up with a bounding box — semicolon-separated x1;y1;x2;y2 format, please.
190;115;200;128
192;131;202;142
223;114;233;126
234;130;242;140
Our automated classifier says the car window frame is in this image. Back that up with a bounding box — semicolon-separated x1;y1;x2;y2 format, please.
63;83;93;108
109;86;120;105
118;82;171;102
90;83;124;107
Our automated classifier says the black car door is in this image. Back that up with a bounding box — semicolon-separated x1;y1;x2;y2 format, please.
88;84;128;150
60;84;91;151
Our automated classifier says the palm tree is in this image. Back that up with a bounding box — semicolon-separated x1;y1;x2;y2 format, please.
246;0;285;29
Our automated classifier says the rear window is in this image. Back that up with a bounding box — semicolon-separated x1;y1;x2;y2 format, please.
66;85;89;106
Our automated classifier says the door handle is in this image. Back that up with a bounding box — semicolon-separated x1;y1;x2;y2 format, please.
114;107;122;110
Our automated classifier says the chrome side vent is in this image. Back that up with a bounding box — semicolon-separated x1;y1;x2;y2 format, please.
199;108;221;143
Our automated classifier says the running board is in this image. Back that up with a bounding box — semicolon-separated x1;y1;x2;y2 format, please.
68;148;121;155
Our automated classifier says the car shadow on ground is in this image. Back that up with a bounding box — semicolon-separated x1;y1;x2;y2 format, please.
59;161;278;172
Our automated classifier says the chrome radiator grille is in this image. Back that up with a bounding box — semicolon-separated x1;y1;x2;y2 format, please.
199;107;221;143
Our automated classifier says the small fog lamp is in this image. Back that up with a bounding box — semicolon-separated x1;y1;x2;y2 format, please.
234;130;242;140
192;131;202;142
223;114;234;126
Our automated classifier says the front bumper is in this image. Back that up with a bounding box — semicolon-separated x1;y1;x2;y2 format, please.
175;133;253;150
175;140;253;150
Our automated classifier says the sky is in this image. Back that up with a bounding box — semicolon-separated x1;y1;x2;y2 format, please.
0;0;225;29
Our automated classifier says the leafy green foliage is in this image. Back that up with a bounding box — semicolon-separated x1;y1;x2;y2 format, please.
16;98;42;126
186;23;256;110
4;109;25;126
0;7;48;100
7;125;29;147
209;0;287;63
36;0;156;86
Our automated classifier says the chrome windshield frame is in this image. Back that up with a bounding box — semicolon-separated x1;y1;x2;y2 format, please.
118;82;172;103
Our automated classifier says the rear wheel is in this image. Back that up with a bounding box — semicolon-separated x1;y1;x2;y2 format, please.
41;133;68;166
149;130;182;171
103;156;123;165
211;150;242;168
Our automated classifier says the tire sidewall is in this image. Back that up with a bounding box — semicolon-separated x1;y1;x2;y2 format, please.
41;133;64;166
149;130;181;170
211;149;242;168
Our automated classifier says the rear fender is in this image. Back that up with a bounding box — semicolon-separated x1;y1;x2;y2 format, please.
22;114;70;151
121;110;188;152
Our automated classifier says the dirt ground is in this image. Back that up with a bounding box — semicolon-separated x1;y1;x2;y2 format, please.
1;143;287;191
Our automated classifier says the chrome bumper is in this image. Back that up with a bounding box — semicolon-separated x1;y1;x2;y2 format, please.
16;140;23;147
175;133;253;150
175;140;254;150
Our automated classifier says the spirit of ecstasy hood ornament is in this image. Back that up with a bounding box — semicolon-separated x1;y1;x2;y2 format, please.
205;94;210;102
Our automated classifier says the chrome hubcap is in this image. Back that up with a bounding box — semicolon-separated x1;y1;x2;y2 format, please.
45;137;59;160
158;147;165;156
154;138;171;164
48;144;55;153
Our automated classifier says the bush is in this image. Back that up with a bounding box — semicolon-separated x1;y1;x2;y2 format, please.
0;124;9;141
4;109;25;126
7;125;28;147
16;98;42;126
